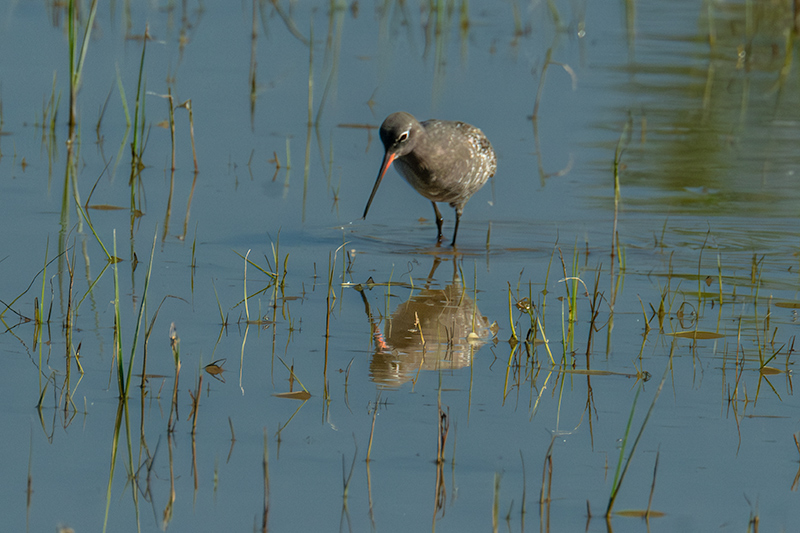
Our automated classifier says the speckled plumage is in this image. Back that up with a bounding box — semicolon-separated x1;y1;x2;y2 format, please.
363;111;496;246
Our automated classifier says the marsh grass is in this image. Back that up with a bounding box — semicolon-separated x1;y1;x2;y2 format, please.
41;73;60;167
585;267;603;354
67;0;99;131
606;355;670;518
233;240;287;327
36;166;796;533
302;19;314;223
113;66;132;178
7;4;800;532
102;400;127;533
436;394;449;465
162;90;176;171
538;435;555;520
129;26;150;180
605;117;631;356
177;99;199;172
484;238;769;526
506;282;518;343
167;322;181;431
323;243;347;398
566;245;580;349
262;429;270;531
61;244;81;416
492;472;501;533
248;0;258;126
110;228;157;400
243;249;251;323
189;373;202;436
163;432;177;529
366;392;379;463
340;438;357;531
25;428;33;525
275;356;310;397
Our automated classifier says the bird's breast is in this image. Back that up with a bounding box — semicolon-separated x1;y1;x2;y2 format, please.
393;157;455;203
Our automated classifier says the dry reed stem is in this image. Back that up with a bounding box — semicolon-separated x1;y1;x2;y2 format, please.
436;401;449;465
366;398;378;463
190;374;202;435
268;428;269;533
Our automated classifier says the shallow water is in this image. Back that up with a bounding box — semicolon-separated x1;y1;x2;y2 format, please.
2;1;800;532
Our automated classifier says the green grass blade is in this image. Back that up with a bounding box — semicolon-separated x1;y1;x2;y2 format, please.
113;231;124;396
123;226;158;398
607;361;670;516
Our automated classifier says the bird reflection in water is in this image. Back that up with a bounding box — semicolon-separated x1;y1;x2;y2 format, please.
356;256;492;387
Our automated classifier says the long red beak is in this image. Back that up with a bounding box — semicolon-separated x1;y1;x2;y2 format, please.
363;151;396;219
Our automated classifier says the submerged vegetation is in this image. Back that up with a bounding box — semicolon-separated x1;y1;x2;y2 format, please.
2;0;800;532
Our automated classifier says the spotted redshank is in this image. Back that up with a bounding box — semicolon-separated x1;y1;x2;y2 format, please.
362;111;496;246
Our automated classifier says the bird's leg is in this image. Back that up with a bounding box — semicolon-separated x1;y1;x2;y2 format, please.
450;206;463;247
431;202;444;243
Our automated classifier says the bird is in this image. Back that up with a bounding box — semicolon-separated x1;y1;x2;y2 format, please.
362;111;496;247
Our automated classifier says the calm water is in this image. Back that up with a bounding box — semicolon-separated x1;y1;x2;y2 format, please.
2;1;800;532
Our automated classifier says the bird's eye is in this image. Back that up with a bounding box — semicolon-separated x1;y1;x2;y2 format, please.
398;131;409;142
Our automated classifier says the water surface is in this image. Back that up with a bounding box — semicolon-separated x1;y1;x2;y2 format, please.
2;1;800;532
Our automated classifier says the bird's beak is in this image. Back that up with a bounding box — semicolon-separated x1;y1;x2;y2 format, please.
363;151;396;219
